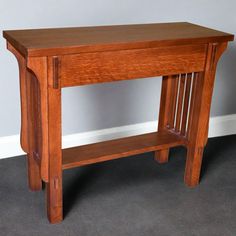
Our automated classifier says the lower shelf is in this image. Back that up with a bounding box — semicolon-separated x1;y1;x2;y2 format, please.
62;131;186;170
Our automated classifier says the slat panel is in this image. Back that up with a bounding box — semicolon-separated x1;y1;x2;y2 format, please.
175;74;186;132
59;44;207;87
62;131;186;170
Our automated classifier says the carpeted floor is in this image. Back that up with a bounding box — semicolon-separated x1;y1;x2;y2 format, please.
0;135;236;236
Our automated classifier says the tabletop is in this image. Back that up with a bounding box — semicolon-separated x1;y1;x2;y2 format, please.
3;22;234;57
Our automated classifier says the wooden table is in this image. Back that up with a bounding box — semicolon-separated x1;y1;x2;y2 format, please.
3;22;234;223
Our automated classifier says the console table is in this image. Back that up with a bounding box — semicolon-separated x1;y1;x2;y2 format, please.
3;22;234;223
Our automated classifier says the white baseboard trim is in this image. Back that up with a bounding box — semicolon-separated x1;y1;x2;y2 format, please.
1;114;236;159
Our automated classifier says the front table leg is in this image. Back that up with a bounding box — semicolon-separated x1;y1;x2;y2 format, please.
46;59;63;223
27;56;63;223
184;72;208;187
46;85;63;223
184;43;227;187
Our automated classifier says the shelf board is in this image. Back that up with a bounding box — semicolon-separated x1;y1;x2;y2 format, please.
62;131;185;170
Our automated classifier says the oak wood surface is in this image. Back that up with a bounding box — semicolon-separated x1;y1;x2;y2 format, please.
154;75;176;163
184;43;228;187
27;57;49;182
3;22;233;57
25;70;42;191
60;44;206;87
62;131;186;170
46;57;63;223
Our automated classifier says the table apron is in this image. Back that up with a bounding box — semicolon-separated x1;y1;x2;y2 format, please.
57;44;207;87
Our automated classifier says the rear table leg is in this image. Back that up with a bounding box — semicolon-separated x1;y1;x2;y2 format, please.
155;75;178;163
155;149;169;163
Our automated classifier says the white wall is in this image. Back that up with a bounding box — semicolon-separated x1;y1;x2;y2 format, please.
0;0;236;138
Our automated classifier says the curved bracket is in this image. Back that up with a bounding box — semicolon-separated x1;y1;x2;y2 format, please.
207;42;228;72
7;42;29;153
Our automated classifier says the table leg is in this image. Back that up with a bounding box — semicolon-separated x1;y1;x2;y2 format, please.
27;156;42;191
155;75;177;163
46;57;63;224
27;56;63;223
184;43;227;187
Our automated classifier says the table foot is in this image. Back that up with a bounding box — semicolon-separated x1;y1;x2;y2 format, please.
154;149;169;163
184;146;204;187
46;177;63;224
27;154;42;191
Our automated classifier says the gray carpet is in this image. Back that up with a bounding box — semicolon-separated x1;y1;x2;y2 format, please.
0;135;236;236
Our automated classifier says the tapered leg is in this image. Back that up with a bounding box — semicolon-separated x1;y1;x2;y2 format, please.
184;146;204;187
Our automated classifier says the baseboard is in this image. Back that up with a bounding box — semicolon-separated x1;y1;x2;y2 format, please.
1;114;236;159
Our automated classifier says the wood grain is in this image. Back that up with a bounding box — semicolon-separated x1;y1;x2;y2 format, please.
62;131;186;170
184;43;228;187
27;57;49;182
46;57;63;223
154;75;176;163
3;22;233;57
59;44;207;87
7;43;28;153
25;70;42;191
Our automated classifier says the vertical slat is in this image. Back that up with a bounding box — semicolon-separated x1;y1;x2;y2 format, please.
186;72;200;140
168;75;179;129
181;73;192;135
175;74;186;132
